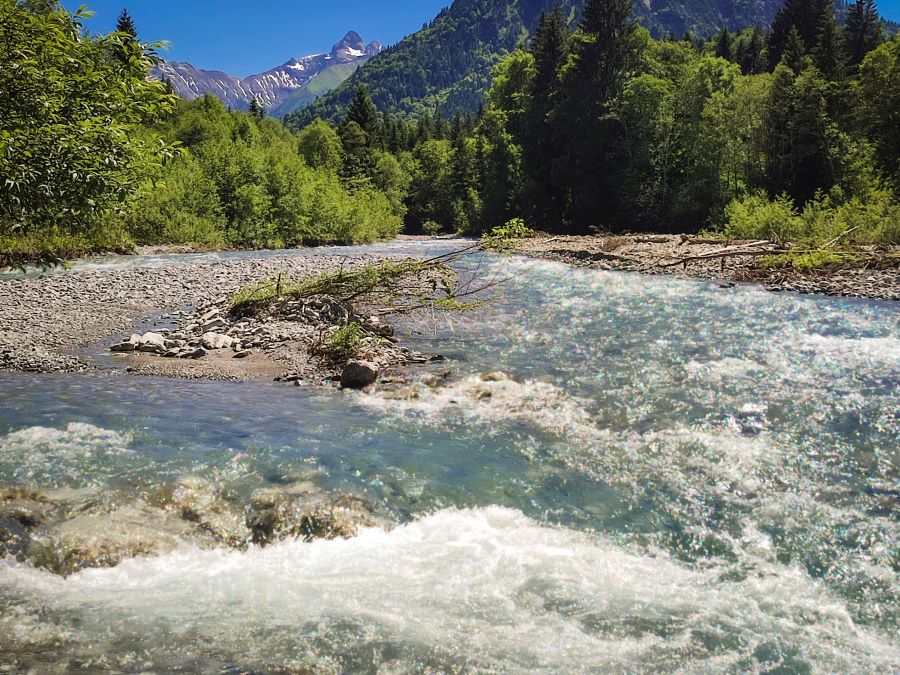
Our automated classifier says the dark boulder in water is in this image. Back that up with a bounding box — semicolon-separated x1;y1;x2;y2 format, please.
340;360;379;389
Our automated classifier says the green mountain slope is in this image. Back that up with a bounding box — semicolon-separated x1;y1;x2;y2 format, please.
285;0;797;128
269;61;366;119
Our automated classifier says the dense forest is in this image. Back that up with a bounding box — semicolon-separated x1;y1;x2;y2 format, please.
1;0;898;265
285;0;896;124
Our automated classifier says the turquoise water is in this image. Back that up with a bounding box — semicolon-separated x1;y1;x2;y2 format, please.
1;243;898;672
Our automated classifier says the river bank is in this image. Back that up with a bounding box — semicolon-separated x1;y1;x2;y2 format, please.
0;250;438;382
513;234;900;301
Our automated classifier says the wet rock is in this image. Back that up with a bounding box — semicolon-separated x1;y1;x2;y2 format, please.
480;371;510;383
233;349;253;359
246;488;376;546
166;478;248;548
470;385;494;401
34;504;217;576
109;342;136;353
340;361;379;389
381;386;421;401
0;517;29;559
0;487;56;528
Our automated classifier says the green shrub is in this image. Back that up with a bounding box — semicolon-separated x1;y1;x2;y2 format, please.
722;193;799;241
422;220;445;236
480;218;535;250
722;188;900;249
319;323;364;362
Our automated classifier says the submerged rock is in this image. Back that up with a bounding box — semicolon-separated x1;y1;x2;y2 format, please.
340;360;379;389
166;477;249;548
34;503;218;576
246;488;376;546
0;487;56;528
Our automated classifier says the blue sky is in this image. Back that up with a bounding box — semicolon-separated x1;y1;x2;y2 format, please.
62;1;449;76
63;0;900;77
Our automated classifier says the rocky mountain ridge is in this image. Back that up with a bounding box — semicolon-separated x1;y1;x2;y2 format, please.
151;31;383;112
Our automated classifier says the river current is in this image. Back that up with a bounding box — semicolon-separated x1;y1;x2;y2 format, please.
0;242;897;672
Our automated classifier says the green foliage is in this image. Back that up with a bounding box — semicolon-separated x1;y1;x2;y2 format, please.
722;193;800;241
286;0;822;127
228;278;284;316
480;218;535;250
0;0;175;263
722;188;900;245
230;254;470;318
856;38;900;192
128;96;403;249
297;119;344;173
319;323;364;362
763;250;848;270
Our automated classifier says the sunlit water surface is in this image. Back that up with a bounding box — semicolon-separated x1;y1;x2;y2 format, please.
1;242;898;672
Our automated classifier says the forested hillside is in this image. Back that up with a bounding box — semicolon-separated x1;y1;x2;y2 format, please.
1;0;897;267
285;0;867;125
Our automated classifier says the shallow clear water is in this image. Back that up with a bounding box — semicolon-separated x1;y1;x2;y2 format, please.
1;243;898;672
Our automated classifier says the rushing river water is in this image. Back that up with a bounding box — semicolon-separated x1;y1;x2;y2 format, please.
0;242;898;672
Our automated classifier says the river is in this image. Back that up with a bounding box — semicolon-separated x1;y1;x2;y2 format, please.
1;242;898;672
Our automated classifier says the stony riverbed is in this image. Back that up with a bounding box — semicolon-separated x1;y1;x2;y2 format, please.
0;251;433;381
514;234;900;301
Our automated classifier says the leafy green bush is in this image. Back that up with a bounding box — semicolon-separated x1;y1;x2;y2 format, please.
480;218;536;250
319;323;364;362
722;188;900;246
128;96;403;249
721;193;799;241
0;1;174;264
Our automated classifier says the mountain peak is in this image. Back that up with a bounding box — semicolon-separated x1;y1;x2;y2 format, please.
151;29;381;116
334;31;366;52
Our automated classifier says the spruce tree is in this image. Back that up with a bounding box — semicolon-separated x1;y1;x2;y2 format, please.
523;6;570;226
248;97;265;119
845;0;883;67
768;0;828;69
813;5;848;80
714;27;734;61
116;9;137;39
557;0;640;229
338;121;374;190
345;85;379;140
783;26;809;75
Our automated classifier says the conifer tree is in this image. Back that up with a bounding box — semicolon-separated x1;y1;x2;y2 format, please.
116;9;137;39
523;6;570;225
714;27;734;61
845;0;883;67
338;121;374;189
768;0;829;69
813;5;848;80
556;0;641;229
345;85;380;140
248;97;265;119
783;26;809;75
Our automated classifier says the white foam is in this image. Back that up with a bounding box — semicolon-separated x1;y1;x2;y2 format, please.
0;507;894;671
0;423;133;486
800;334;900;369
357;374;603;442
